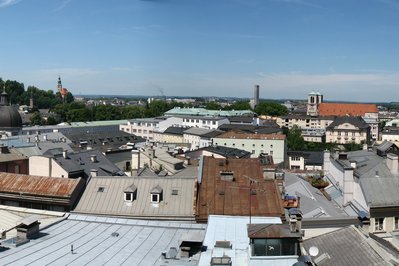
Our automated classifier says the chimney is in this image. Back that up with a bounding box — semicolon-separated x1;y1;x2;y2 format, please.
323;150;331;174
0;144;9;154
386;153;399;175
90;169;98;177
62;150;68;159
288;208;303;235
349;160;357;169
131;149;140;171
27;137;30;143
186;156;191;165
343;166;354;204
90;154;97;163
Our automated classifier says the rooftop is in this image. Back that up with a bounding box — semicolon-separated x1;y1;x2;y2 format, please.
213;130;286;140
319;102;378;117
303;226;399;266
0;213;206;265
74;176;197;220
196;157;284;222
165;107;254;117
0;172;83;198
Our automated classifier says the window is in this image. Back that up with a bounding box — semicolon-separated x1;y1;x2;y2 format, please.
395;217;399;230
252;150;255;154
152;194;159;202
151;185;163;203
375;217;385;231
125;192;132;201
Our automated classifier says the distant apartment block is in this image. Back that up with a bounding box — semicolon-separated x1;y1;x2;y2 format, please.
120;117;182;140
212;130;286;164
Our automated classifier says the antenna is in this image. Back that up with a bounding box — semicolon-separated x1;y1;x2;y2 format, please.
309;246;319;257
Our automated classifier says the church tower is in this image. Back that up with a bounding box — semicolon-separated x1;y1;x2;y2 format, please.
306;91;323;116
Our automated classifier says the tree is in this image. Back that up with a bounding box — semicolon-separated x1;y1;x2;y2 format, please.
286;125;306;151
225;101;251;110
204;101;222;110
30;112;44;126
254;101;288;116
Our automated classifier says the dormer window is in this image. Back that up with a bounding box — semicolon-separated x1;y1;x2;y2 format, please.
124;184;137;202
150;185;163;203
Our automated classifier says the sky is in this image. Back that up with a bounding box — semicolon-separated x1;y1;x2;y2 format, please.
1;0;399;102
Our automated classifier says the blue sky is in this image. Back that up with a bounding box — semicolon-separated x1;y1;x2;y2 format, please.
1;0;399;102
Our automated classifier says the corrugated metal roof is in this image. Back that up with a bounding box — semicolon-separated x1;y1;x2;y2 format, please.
303;226;393;266
0;213;206;265
74;176;196;219
0;172;82;198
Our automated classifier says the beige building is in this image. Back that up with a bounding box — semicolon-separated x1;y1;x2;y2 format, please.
276;115;334;130
120;117;183;140
153;126;186;144
325;116;370;144
211;130;286;164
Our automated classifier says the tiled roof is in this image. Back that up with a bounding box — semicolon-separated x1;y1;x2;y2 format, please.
319;102;378;116
214;130;286;140
196;157;284;222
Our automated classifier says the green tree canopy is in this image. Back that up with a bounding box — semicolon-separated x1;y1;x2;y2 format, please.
254;101;288;116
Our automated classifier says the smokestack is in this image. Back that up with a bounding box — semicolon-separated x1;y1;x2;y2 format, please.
62;150;68;159
254;85;260;107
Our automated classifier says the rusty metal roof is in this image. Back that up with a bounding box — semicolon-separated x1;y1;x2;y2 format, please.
0;172;82;198
196;157;284;222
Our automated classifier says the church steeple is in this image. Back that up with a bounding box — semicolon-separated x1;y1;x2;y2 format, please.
57;76;62;91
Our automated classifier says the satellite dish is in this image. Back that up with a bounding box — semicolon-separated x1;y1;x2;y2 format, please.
309;246;319;257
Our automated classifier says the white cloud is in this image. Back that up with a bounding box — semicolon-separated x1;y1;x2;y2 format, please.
0;0;21;8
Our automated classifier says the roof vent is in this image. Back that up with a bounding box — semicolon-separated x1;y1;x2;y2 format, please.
214;241;232;249
111;232;119;237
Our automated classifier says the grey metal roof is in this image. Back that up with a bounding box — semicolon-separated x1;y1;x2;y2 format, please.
336;150;399;207
303;226;398;266
51;150;124;178
203;145;251;158
163;126;187;136
284;173;349;218
326;116;369;130
183;127;217;137
0;213;206;266
74;176;196;219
